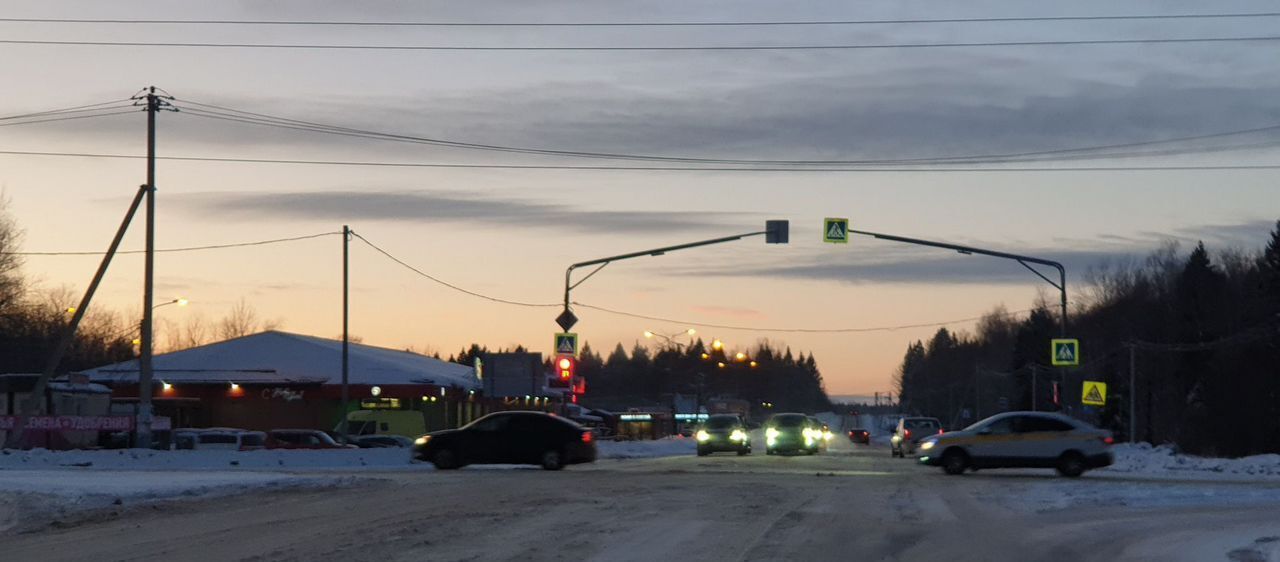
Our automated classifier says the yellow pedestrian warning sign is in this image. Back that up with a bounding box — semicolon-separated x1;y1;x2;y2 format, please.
823;218;849;244
1081;380;1106;406
1051;338;1080;366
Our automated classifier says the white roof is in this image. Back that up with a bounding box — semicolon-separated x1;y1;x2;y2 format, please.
81;330;478;389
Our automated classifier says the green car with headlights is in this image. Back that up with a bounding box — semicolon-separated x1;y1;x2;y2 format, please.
696;414;752;456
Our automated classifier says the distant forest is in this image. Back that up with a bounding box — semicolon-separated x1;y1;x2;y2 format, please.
896;220;1280;457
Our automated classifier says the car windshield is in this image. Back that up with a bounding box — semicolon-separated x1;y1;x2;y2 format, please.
705;416;738;429
772;415;806;427
905;419;939;431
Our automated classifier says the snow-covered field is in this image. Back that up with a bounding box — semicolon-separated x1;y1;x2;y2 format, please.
596;436;696;459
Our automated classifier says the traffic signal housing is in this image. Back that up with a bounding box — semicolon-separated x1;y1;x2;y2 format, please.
556;355;576;381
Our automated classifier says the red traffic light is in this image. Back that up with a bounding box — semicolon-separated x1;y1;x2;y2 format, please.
557;356;576;380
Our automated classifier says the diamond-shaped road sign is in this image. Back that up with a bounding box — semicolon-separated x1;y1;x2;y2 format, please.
555;309;578;332
1051;338;1080;366
824;218;849;244
554;332;578;356
1081;380;1107;406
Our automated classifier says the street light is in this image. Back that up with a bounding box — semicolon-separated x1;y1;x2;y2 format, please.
642;328;697;348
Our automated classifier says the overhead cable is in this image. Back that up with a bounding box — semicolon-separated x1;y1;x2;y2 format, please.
3;35;1280;51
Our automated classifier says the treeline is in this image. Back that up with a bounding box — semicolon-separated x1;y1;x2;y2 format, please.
895;221;1280;457
453;339;833;414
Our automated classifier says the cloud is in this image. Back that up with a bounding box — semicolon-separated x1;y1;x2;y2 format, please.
169;190;753;235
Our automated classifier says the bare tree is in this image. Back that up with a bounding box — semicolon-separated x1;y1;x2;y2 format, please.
0;192;24;313
217;298;261;340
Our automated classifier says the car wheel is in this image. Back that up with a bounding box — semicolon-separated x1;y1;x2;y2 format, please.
540;449;565;471
942;449;968;475
737;449;749;456
892;447;901;458
432;449;460;470
1056;451;1086;478
696;448;709;457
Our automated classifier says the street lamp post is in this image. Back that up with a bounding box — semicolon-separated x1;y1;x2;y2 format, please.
643;328;697;349
135;296;187;447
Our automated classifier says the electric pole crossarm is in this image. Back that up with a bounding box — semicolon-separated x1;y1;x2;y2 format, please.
847;228;1068;335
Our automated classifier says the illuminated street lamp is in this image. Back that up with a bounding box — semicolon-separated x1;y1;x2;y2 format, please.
642;328;697;349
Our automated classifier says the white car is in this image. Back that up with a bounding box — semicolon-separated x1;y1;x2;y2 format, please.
917;412;1114;477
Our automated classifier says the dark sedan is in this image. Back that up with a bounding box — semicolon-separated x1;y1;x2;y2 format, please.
413;411;597;470
847;428;870;445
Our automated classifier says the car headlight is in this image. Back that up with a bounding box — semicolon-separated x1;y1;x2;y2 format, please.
730;429;746;442
414;435;430;446
696;430;710;442
766;428;779;439
920;440;936;451
823;430;833;441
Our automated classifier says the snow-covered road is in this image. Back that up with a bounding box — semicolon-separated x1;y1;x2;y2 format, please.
1;438;1278;561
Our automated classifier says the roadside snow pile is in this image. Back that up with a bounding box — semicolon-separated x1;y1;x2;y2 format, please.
0;447;416;472
597;437;696;460
1104;443;1280;479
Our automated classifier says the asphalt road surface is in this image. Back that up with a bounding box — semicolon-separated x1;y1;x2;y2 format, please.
3;437;1278;562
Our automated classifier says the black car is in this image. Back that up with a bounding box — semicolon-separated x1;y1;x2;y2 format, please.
696;414;752;456
412;411;597;471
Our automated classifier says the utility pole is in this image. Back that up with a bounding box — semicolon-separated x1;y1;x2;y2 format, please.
974;365;981;420
1128;343;1137;443
340;225;351;436
5;185;148;448
1030;365;1038;412
136;86;171;449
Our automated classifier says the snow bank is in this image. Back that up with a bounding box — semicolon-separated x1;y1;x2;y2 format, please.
0;447;417;472
0;469;354;534
1103;443;1280;480
596;437;697;460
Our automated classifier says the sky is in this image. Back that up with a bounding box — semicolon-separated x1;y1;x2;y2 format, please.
1;1;1278;395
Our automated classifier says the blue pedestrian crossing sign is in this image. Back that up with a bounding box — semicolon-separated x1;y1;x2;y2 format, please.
1051;338;1080;366
554;332;578;356
824;218;849;244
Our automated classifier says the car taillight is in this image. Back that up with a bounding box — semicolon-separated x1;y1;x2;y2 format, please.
904;429;911;439
938;429;944;435
1102;436;1114;445
582;431;593;444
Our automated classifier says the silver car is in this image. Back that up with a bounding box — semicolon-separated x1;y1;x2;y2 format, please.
917;412;1114;477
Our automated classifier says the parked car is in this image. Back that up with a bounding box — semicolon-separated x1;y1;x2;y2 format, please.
354;435;414;448
412;411;596;470
917;412;1114;477
764;413;817;455
266;429;358;449
891;417;943;457
695;414;751;456
172;428;266;451
847;428;870;445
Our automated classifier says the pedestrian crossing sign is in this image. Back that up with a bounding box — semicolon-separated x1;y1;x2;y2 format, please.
1081;381;1106;406
554;332;578;356
824;218;849;244
1051;338;1079;366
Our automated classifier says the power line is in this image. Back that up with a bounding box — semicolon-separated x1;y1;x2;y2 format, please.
0;98;133;121
3;35;1280;51
7;232;340;256
0;109;139;128
3;149;1279;172
4;12;1279;27
352;232;561;308
572;302;1039;333
172;101;1280;166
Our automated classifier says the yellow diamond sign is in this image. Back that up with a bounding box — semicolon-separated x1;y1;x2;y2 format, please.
1081;380;1106;406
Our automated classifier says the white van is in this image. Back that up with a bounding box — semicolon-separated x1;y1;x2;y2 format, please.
172;428;267;451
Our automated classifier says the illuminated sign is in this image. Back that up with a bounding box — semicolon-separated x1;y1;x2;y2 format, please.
619;414;652;421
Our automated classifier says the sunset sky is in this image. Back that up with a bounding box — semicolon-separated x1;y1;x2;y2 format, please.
2;1;1278;395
